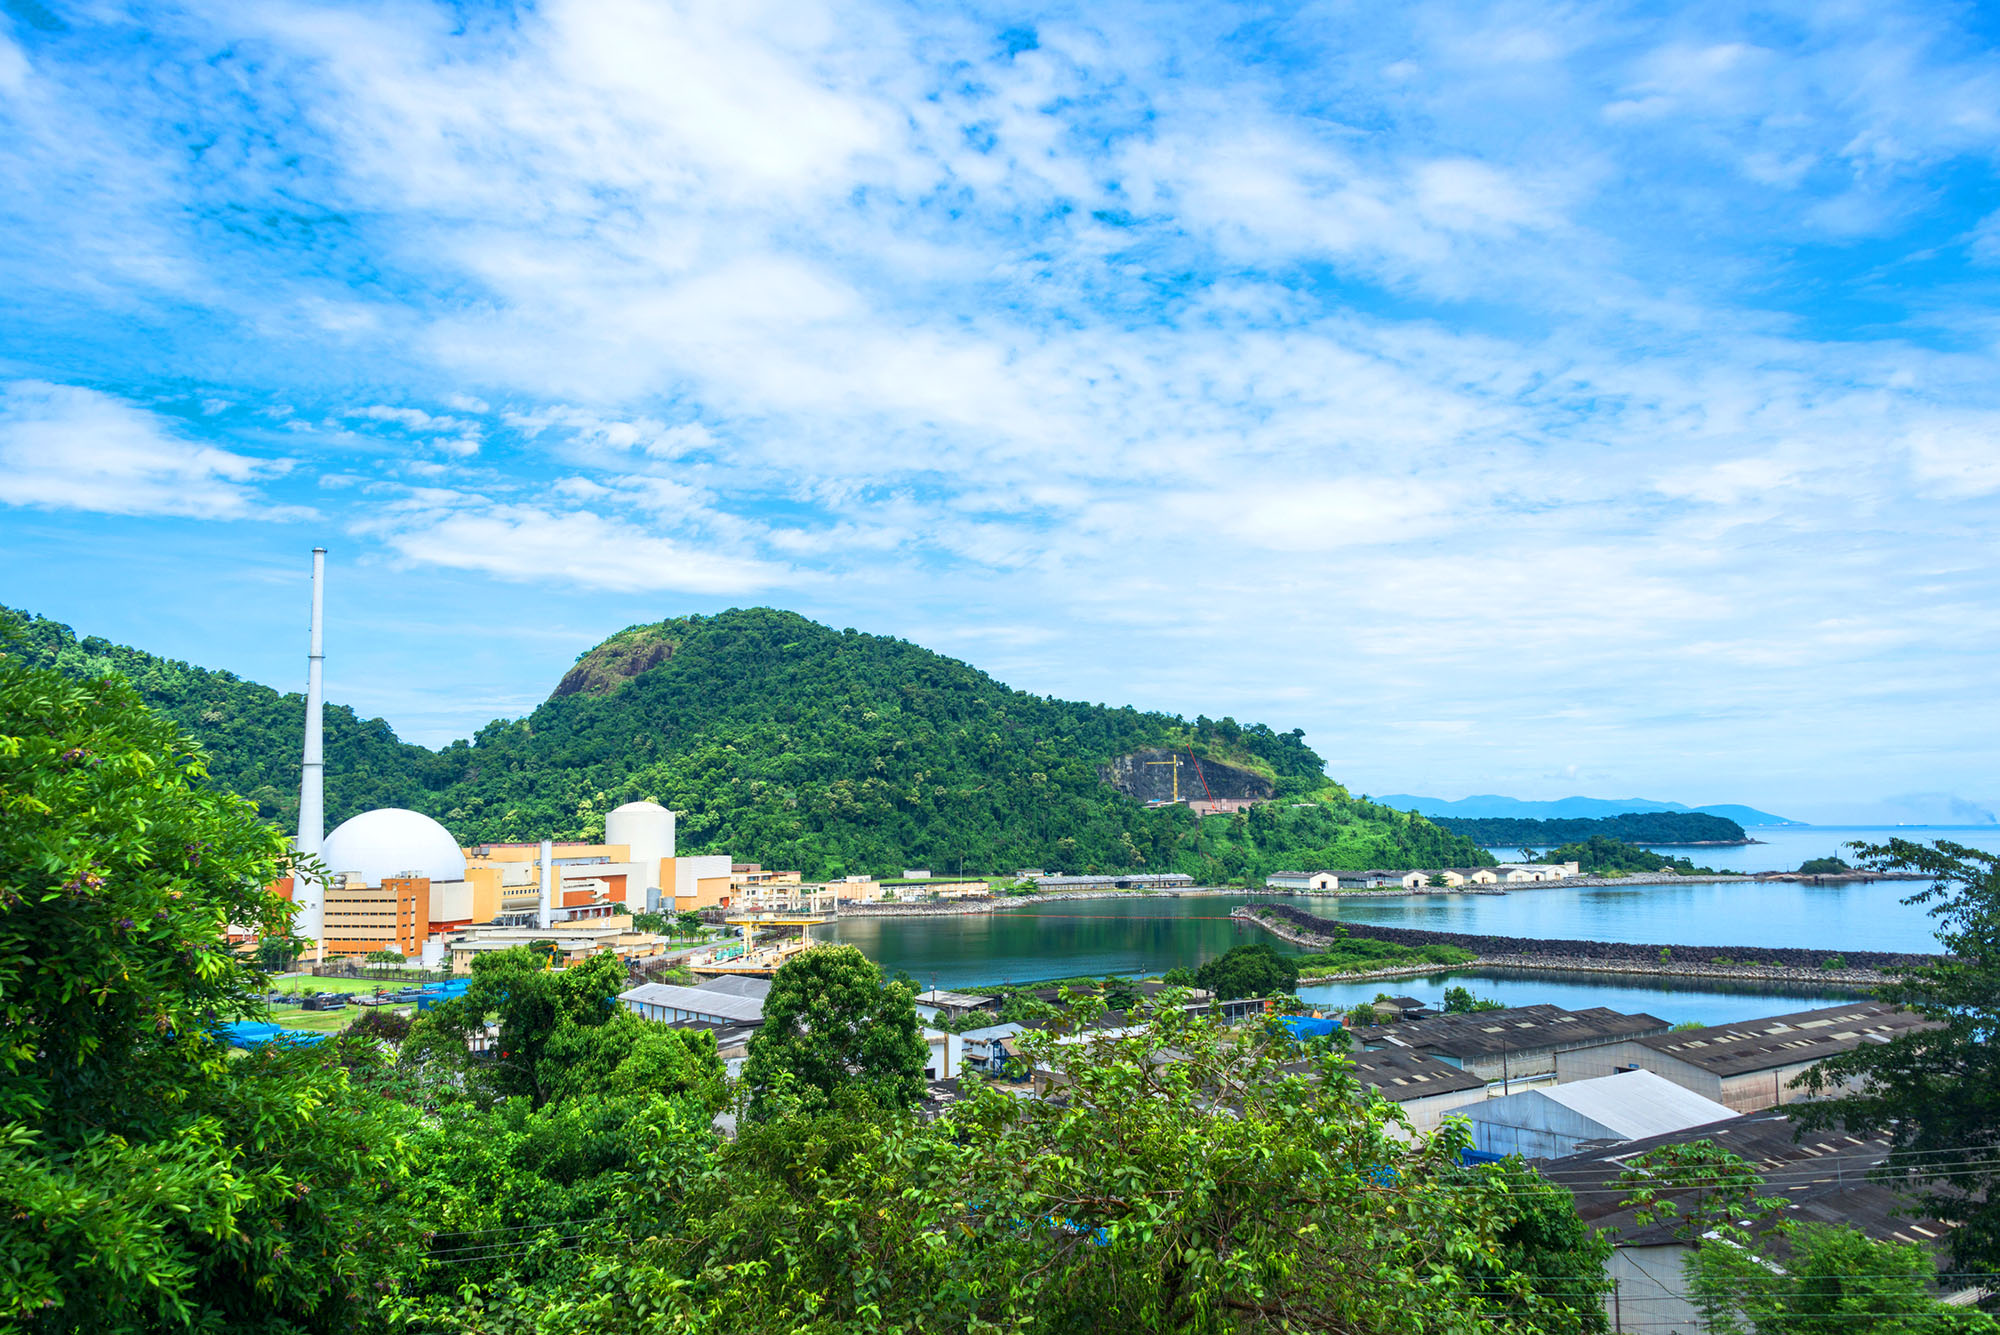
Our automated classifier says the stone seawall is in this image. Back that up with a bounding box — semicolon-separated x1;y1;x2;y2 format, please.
1238;906;1925;988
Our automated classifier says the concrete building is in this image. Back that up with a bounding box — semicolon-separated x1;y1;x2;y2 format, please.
1267;870;1336;890
310;808;483;957
914;990;1001;1021
1466;1069;1735;1159
1352;1004;1671;1085
921;1028;963;1081
444;914;673;973
1553;1002;1931;1112
1547;1111;1978;1333
960;1022;1027;1076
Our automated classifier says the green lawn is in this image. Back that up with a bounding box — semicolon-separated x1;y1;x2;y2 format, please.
262;1002;414;1034
268;973;413;996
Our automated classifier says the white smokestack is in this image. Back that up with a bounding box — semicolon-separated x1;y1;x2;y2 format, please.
538;838;555;930
297;547;327;960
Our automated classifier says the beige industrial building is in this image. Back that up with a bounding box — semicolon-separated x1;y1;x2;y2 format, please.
277;798;752;961
1552;1002;1930;1112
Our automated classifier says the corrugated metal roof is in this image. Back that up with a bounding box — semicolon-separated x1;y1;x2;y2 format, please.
619;982;765;1023
696;975;772;1001
1634;1002;1930;1076
1358;1003;1669;1058
1500;1069;1735;1139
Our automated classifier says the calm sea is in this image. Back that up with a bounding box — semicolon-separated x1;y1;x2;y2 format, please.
1484;824;2000;873
816;826;1988;1025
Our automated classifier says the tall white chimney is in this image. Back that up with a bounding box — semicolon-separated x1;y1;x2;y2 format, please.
538;838;555;930
296;548;327;960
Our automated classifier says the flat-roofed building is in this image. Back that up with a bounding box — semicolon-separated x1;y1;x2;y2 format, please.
1353;1004;1671;1084
444;914;671;973
320;873;432;957
1554;1001;1931;1112
915;990;1000;1020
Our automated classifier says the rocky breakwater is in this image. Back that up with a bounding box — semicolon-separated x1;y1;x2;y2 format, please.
1242;904;1941;987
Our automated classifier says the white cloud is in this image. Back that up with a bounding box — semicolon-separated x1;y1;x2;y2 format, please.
0;381;296;519
358;499;785;594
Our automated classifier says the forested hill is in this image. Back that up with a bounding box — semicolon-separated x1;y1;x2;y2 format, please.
4;605;1487;880
6;607;459;824
1431;811;1750;846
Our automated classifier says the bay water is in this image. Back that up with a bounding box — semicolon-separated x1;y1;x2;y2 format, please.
815;829;1985;1024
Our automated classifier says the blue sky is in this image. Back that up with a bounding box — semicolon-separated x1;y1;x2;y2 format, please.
2;0;1998;824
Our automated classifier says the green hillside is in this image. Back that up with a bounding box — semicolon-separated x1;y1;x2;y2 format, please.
6;608;463;826
4;605;1486;881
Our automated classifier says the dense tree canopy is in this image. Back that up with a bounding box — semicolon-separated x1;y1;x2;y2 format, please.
1792;839;2000;1279
742;944;929;1121
0;619;420;1330
1195;942;1300;1000
12;605;1487;880
1544;835;1717;875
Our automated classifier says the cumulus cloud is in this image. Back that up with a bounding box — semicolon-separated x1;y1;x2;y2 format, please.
358;500;785;594
0;381;296;519
4;0;2000;807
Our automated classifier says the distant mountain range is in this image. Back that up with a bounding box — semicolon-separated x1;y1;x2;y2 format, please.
1380;794;1802;827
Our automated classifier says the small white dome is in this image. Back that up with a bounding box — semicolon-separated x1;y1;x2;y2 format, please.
320;808;466;886
609;800;670;815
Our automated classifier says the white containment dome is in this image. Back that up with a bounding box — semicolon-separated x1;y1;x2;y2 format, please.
320;808;468;886
605;800;676;899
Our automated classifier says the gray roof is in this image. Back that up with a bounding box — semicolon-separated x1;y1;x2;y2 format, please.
1469;1069;1735;1141
1632;1002;1929;1077
1543;1110;1951;1254
619;982;765;1024
695;974;773;1001
959;1022;1026;1042
1344;1047;1486;1101
1359;1004;1670;1060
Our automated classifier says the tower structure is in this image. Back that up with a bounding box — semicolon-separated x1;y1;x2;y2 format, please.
296;547;327;961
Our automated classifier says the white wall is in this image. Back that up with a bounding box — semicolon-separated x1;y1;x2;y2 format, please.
674;854;731;903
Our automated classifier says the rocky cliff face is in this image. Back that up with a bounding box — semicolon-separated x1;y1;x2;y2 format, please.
551;625;677;699
1102;748;1275;805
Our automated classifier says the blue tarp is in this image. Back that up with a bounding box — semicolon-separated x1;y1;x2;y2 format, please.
415;978;472;1010
216;1021;327;1048
1276;1015;1341;1039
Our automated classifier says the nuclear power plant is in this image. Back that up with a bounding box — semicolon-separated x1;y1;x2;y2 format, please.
272;549;876;973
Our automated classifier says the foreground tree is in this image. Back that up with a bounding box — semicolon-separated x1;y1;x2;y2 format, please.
0;621;418;1329
1619;1139;1997;1335
407;946;724;1110
1791;839;2000;1278
741;944;928;1121
562;999;1602;1333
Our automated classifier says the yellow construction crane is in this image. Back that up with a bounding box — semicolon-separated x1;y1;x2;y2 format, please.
1146;754;1184;803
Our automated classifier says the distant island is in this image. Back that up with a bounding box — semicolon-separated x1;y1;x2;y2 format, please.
1429;811;1752;848
1383;793;1799;826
